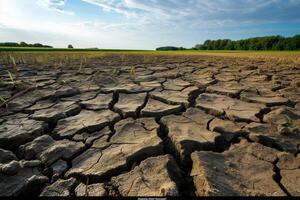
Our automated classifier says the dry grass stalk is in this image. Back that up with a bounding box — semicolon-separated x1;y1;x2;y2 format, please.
9;55;19;81
77;57;87;74
0;96;6;104
7;70;16;86
130;66;136;80
0;86;35;108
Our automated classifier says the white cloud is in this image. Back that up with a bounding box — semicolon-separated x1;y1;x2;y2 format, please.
81;0;137;18
37;0;74;15
81;0;300;28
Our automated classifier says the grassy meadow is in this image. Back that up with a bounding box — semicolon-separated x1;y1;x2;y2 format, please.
1;47;300;65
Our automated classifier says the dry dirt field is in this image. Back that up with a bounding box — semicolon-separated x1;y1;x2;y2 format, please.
0;54;300;196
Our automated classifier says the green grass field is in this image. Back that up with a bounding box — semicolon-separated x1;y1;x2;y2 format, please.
0;46;152;52
1;47;300;64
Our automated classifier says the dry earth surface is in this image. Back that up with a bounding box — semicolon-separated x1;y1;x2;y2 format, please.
0;54;300;196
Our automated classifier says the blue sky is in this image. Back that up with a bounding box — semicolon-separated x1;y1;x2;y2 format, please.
0;0;300;49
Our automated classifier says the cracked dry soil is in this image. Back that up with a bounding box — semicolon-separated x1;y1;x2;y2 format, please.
0;54;300;197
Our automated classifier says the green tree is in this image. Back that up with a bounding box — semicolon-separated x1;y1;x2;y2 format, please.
19;41;28;47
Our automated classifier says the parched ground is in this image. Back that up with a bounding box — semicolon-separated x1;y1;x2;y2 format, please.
0;54;300;196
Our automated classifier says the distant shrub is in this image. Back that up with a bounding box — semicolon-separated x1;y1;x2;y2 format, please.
0;42;53;48
0;42;19;47
68;44;74;49
20;42;28;47
156;46;186;51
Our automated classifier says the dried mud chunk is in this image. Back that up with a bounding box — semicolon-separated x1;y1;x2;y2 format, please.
61;91;98;102
98;78;149;93
110;155;182;196
72;126;111;146
225;103;268;123
249;132;299;154
190;140;285;196
215;72;237;82
276;152;300;170
150;86;200;107
280;169;300;196
19;135;85;166
25;100;56;112
30;101;81;123
240;90;289;106
37;140;84;165
66;118;163;180
114;93;147;117
75;183;106;197
40;178;78;197
77;83;100;93
278;87;300;104
244;74;271;82
54;86;79;98
295;103;300;111
50;159;69;180
141;98;182;117
80;93;113;110
152;69;181;79
245;122;300;154
206;81;246;97
1;160;21;175
140;81;161;90
196;93;267;122
6;88;55;112
0;160;48;196
0;148;17;164
0;118;48;149
136;117;159;131
209;118;246;142
163;79;191;91
161;108;219;163
263;107;300;135
186;71;217;87
196;93;229;116
53;110;120;139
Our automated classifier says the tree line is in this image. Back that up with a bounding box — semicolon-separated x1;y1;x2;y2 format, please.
156;35;300;51
0;42;53;48
193;35;300;51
